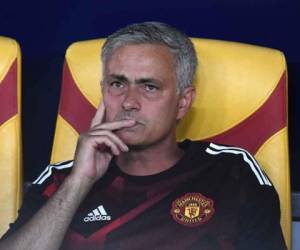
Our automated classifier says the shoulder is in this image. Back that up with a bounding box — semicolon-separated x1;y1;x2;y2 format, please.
198;142;281;217
205;142;272;187
184;140;272;188
32;160;74;185
2;160;74;238
28;160;74;198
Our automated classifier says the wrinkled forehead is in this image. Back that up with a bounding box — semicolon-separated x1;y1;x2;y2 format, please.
103;44;177;80
103;43;175;68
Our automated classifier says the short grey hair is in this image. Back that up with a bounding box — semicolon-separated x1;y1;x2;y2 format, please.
101;21;198;93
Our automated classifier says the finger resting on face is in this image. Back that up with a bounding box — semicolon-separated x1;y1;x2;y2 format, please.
90;100;105;128
88;130;129;151
93;119;136;131
95;136;121;155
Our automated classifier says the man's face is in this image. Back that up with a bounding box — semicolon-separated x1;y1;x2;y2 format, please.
101;44;190;148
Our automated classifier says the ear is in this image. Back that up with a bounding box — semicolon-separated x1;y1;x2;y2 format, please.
176;86;196;120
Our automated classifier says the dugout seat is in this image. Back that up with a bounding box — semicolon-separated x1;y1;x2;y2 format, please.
51;38;291;249
0;37;22;237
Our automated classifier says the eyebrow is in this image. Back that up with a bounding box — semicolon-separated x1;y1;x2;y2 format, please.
109;74;161;85
136;78;160;85
109;74;129;83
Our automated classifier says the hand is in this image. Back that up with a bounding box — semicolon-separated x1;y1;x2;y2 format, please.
71;101;136;184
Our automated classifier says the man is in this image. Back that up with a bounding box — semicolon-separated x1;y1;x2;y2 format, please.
0;22;286;250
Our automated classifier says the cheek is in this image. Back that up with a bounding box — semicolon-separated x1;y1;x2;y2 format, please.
103;96;120;122
148;102;178;128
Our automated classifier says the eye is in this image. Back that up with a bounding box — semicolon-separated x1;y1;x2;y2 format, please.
110;81;125;89
107;81;127;96
144;84;159;92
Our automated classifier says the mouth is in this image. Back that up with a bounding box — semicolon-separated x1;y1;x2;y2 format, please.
116;119;144;133
116;124;140;134
115;117;145;126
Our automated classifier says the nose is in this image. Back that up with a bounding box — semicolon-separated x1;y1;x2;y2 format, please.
122;85;141;111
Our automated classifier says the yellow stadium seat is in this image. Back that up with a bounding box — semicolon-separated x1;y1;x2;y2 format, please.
0;37;22;237
51;38;291;249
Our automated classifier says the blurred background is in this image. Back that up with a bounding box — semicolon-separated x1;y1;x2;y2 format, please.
0;0;299;246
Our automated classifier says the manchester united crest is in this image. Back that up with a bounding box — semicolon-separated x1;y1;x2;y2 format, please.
170;193;215;227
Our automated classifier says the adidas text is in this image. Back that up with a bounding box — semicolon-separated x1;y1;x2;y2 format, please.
84;215;111;222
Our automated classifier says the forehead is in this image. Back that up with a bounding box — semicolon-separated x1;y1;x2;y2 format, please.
104;44;176;79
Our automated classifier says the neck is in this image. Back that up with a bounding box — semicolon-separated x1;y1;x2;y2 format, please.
115;137;184;176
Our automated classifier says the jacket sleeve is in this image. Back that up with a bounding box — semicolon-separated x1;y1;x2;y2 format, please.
1;182;48;239
1;161;72;239
236;169;287;250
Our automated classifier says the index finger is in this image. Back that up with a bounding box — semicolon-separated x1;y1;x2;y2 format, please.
90;100;105;128
91;119;136;131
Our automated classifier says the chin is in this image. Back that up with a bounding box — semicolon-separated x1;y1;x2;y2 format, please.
116;130;142;145
119;134;168;152
117;133;153;151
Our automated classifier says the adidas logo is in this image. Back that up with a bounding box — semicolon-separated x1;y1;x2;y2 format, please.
83;205;111;222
